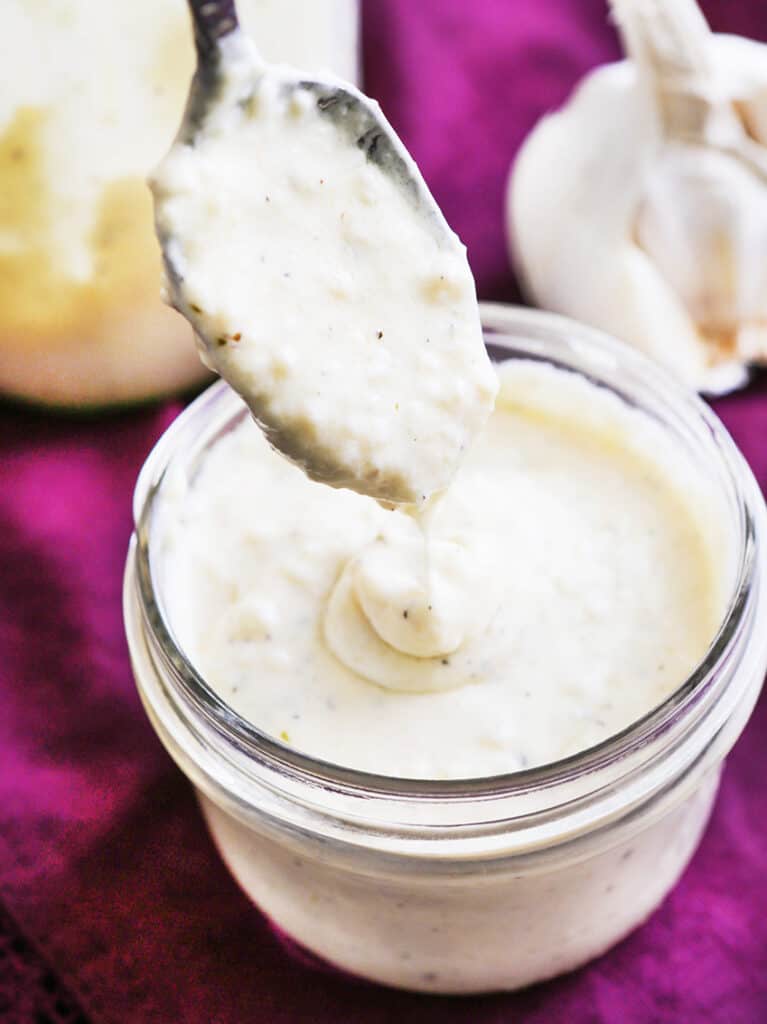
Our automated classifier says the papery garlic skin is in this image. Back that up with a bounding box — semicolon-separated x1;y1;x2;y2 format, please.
636;144;767;357
508;35;767;394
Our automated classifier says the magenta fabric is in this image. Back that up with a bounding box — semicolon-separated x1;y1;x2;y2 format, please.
2;1;767;1021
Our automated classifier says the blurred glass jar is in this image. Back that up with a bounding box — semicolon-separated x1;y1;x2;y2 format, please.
0;1;359;407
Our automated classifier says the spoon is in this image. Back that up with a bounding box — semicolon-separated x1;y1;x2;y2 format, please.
151;0;495;505
183;0;451;204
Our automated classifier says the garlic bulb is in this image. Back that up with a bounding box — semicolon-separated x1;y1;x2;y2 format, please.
508;0;767;394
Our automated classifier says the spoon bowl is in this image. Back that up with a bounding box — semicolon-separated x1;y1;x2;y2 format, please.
151;0;496;505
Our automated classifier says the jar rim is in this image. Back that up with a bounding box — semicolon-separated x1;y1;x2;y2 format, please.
131;303;763;804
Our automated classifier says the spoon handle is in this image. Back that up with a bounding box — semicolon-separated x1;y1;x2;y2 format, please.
188;0;239;62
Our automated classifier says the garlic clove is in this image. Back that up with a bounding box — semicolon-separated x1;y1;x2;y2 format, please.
636;144;767;350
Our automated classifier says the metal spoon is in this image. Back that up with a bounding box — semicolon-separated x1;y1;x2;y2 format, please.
152;0;489;505
183;0;449;215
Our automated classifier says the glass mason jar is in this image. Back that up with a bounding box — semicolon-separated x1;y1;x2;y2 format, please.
1;0;358;406
124;305;767;994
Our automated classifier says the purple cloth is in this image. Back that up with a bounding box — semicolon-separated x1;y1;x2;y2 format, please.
2;1;767;1020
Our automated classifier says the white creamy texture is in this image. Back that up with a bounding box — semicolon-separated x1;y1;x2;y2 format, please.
157;361;724;779
151;33;497;503
199;771;720;991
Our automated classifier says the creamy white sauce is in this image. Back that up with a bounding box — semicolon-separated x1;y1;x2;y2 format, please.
199;772;720;991
151;32;497;504
157;360;724;779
